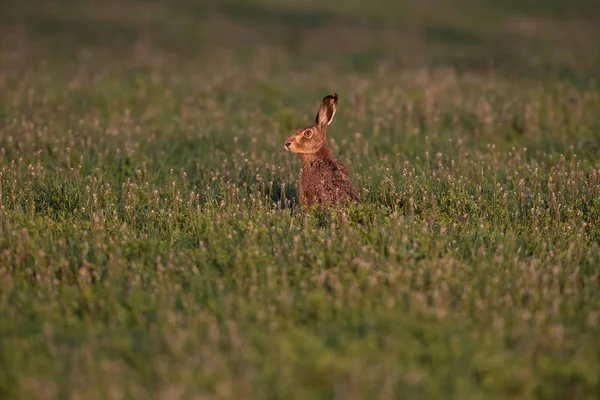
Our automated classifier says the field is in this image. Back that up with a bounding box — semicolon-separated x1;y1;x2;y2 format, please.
1;0;600;398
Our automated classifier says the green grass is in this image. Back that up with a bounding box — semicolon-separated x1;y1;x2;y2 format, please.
1;0;599;399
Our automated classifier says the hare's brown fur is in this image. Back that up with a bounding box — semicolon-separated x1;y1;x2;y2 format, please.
284;93;360;208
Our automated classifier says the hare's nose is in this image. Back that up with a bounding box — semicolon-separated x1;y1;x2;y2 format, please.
284;142;291;151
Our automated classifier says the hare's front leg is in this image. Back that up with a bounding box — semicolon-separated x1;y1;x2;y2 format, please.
297;170;306;206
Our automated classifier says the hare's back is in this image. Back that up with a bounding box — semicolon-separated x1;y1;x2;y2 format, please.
301;157;360;205
328;158;360;202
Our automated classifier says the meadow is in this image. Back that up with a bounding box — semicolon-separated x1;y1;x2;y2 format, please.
0;0;599;398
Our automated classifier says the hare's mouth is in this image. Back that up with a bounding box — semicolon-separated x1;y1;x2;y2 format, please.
284;141;293;151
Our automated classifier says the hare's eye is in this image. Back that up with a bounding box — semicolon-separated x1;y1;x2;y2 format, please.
303;130;313;138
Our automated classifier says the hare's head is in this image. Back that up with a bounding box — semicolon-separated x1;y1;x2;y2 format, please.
284;93;338;154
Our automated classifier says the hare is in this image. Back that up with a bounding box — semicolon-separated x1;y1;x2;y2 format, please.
284;93;361;208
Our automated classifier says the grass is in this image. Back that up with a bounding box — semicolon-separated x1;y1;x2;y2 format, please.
0;0;599;399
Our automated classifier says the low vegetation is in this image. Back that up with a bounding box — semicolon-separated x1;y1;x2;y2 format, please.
0;0;599;398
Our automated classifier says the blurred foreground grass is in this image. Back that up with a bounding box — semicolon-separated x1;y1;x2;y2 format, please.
0;0;599;399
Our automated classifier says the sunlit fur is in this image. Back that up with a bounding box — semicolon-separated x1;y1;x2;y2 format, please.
284;93;361;208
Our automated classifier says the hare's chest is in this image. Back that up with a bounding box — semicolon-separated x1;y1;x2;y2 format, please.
299;162;331;201
299;164;317;189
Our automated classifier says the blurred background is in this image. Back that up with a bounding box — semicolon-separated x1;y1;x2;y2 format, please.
2;0;600;79
2;0;600;164
2;0;600;174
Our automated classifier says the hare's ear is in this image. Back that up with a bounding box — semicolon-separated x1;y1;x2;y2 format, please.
315;93;338;127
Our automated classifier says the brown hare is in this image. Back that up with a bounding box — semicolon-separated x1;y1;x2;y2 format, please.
284;93;361;208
